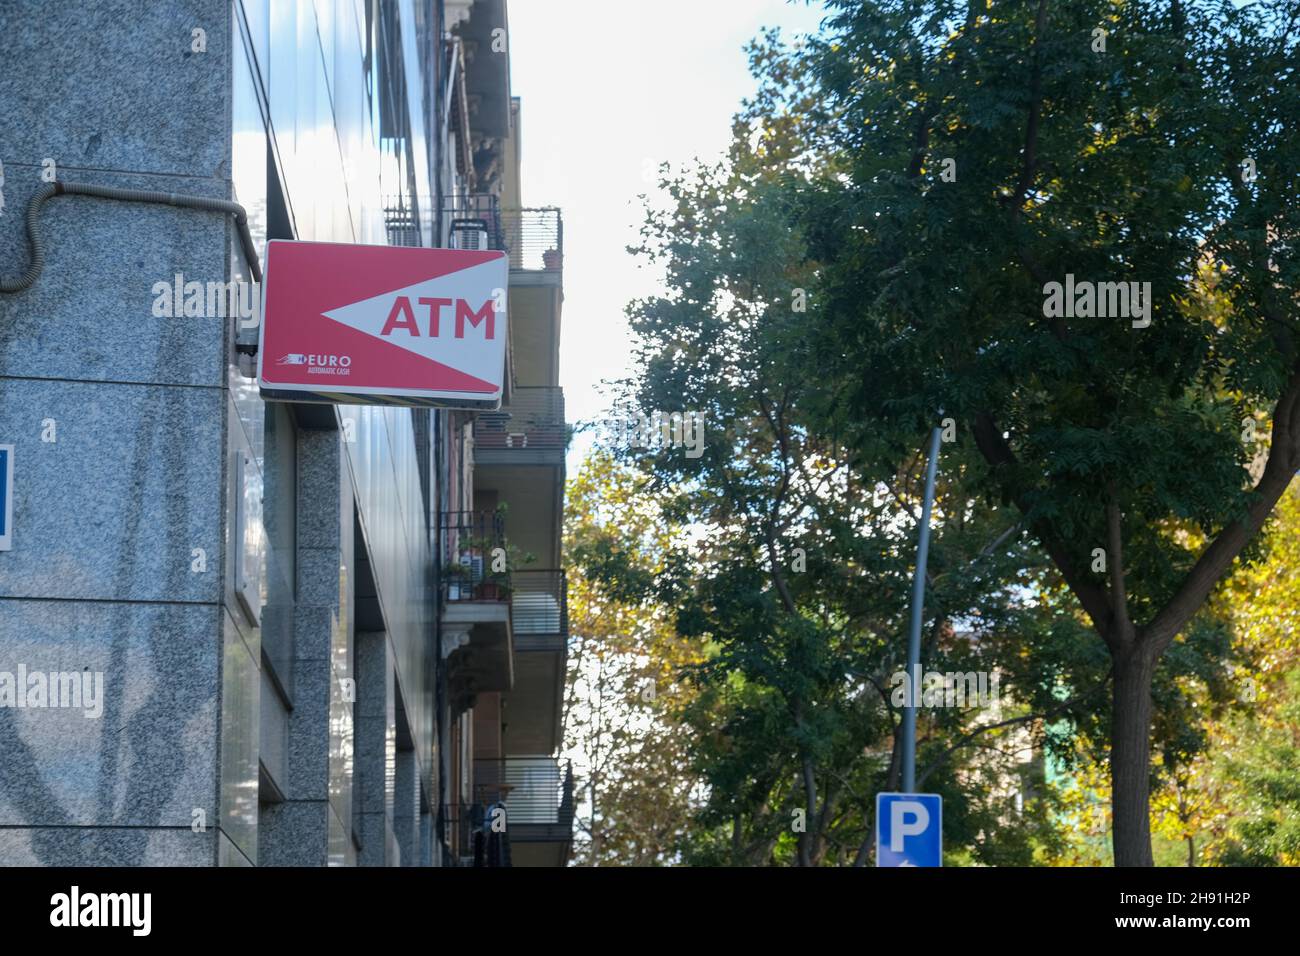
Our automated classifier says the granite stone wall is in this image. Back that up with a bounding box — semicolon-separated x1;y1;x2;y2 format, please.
0;0;239;865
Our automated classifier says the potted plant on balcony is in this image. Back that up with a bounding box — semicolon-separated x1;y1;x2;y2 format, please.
463;536;536;601
448;537;501;600
444;561;473;601
542;247;561;270
478;570;509;602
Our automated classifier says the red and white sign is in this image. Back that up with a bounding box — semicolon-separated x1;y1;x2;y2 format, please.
257;240;508;407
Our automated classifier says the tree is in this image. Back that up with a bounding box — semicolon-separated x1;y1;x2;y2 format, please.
803;0;1300;865
1054;487;1300;866
1160;485;1300;865
562;452;705;865
607;33;1105;865
1207;486;1300;864
1211;672;1300;864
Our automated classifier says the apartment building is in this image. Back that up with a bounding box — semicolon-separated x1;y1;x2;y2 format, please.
438;3;572;869
0;0;569;867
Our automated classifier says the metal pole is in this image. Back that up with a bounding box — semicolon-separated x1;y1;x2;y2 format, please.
901;426;942;793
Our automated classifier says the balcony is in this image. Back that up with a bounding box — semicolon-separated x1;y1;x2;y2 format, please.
472;387;565;596
511;569;568;652
439;509;509;602
443;802;512;867
473;386;566;467
440;199;563;278
499;568;567;758
474;757;574;863
443;194;504;253
439;510;513;702
385;194;433;248
501;208;563;277
442;197;562;385
442;758;573;867
390;197;562;266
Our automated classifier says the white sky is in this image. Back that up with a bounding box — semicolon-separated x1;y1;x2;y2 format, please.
507;0;831;460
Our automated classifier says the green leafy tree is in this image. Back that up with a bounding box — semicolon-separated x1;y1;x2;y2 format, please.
563;453;705;865
1152;486;1300;865
802;0;1300;865
606;34;1102;865
1211;671;1300;864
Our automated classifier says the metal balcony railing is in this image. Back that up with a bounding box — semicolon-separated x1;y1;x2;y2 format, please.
438;510;508;603
442;803;512;867
474;758;574;830
559;761;575;825
473;386;566;451
442;194;505;252
439;200;562;272
384;194;431;248
500;207;563;272
511;570;568;637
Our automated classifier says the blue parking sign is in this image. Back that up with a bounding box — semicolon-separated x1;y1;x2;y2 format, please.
876;792;942;867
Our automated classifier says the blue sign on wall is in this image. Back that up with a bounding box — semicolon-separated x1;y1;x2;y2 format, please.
0;444;12;550
876;792;942;867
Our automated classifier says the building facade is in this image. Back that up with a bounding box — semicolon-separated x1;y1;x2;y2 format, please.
0;0;569;867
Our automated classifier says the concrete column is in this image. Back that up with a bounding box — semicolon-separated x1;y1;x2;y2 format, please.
394;744;419;866
354;630;395;866
259;427;354;865
419;785;434;867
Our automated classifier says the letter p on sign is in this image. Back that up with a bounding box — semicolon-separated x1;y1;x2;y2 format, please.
876;792;942;867
890;800;929;852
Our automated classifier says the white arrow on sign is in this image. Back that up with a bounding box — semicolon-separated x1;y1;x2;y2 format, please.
321;258;507;385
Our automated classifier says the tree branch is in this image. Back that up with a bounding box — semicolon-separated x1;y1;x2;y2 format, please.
972;412;1115;641
1004;0;1049;216
799;750;817;867
915;671;1112;788
1105;481;1134;644
1142;367;1300;653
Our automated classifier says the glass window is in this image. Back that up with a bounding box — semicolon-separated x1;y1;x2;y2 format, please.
238;0;270;90
232;23;268;264
261;402;297;700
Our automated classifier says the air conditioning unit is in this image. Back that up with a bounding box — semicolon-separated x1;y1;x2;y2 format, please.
449;217;489;251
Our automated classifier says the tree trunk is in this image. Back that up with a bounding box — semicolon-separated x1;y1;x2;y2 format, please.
885;721;902;791
1111;644;1156;866
797;754;816;867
